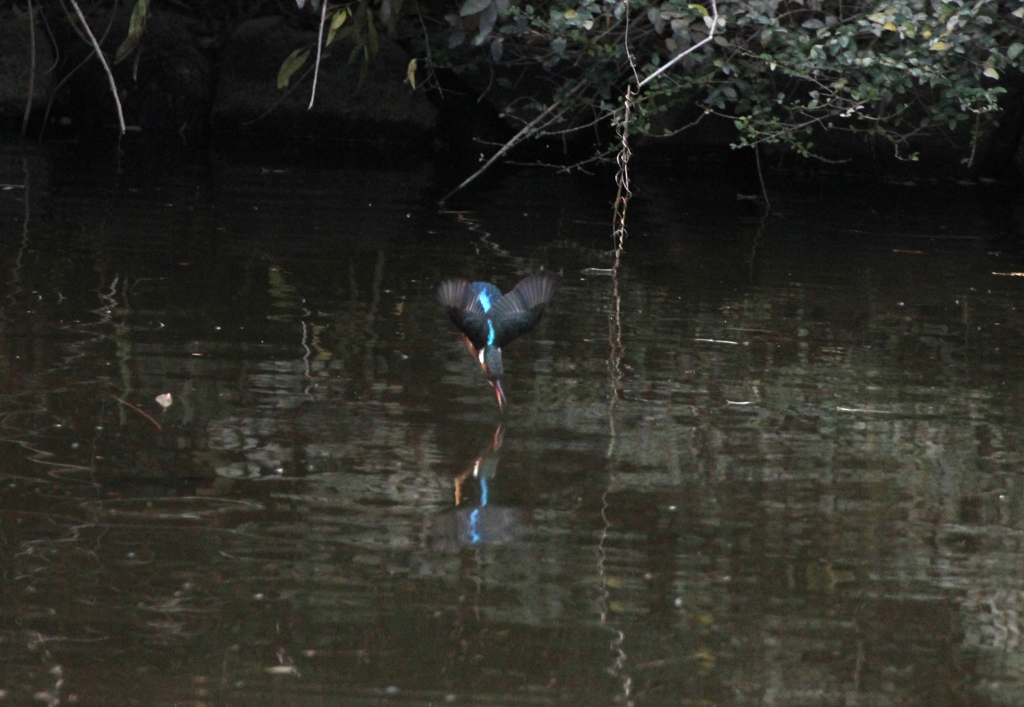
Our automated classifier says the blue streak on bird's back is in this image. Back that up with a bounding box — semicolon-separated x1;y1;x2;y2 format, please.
487;320;496;345
476;290;492;312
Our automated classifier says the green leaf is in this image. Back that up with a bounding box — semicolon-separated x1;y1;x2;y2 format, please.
348;43;363;66
475;2;498;44
277;47;310;89
358;46;369;90
405;58;417;88
367;9;379;55
331;26;356;46
327;8;350;46
983;67;999;80
460;0;491;17
114;0;149;64
1008;43;1024;61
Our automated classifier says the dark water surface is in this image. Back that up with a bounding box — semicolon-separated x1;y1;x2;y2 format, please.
1;143;1024;706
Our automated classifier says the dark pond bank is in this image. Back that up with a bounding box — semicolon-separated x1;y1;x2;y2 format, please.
1;142;1024;706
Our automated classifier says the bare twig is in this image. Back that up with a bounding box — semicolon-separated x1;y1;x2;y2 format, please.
623;0;640;86
415;4;439;92
68;0;125;133
637;0;718;90
21;0;36;138
440;81;585;203
611;86;633;272
440;0;716;203
309;0;328;109
754;143;771;211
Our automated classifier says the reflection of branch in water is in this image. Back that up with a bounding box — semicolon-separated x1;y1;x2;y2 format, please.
0;433;96;483
300;318;313;394
363;250;386;385
442;210;545;281
598;264;632;705
113;277;135;428
7;157;30;308
442;209;515;262
747;204;769;282
102;392;162;431
606;270;624;459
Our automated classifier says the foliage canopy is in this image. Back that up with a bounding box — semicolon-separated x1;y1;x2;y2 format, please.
428;0;1024;163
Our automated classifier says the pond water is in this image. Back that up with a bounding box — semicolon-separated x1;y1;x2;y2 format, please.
1;141;1023;706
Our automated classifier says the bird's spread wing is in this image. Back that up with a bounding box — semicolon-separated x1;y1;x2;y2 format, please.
437;279;503;350
490;274;558;347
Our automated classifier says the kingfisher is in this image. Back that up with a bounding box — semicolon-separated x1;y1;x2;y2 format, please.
437;273;558;409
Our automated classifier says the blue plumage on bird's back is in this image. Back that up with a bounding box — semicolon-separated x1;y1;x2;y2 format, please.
437;273;558;410
470;282;501;313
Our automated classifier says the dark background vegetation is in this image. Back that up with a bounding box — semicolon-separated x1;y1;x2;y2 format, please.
0;0;1022;182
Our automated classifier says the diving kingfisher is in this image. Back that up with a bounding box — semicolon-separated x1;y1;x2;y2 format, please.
436;273;558;409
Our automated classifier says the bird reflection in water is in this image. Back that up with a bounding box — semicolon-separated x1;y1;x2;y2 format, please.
428;426;531;551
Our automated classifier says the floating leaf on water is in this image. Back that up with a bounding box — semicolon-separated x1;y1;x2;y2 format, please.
265;665;300;676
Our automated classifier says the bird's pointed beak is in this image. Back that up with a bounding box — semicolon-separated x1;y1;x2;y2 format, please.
490;378;506;410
